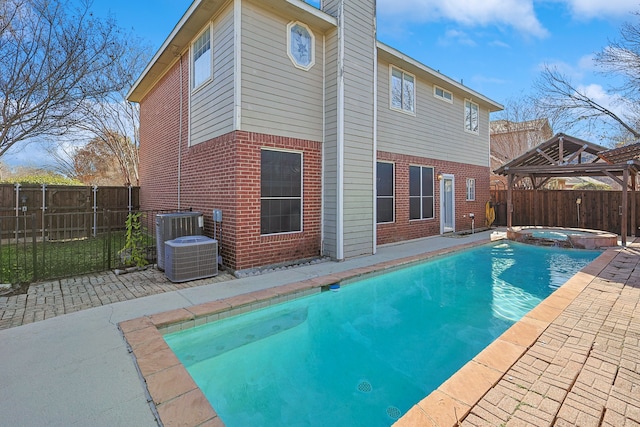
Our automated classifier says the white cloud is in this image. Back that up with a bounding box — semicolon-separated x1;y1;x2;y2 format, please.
537;59;585;80
560;0;638;18
578;83;627;117
438;29;477;46
489;40;512;48
577;54;597;71
377;0;549;38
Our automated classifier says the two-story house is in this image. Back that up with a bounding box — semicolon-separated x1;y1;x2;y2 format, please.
127;0;503;271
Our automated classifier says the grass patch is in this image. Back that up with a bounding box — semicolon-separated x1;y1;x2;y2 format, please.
0;231;156;284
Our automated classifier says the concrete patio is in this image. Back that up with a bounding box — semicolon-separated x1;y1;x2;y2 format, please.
1;229;638;426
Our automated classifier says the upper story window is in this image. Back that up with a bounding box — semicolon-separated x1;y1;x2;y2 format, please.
464;99;479;134
287;22;315;70
390;66;415;114
434;85;453;103
376;161;394;223
192;26;212;89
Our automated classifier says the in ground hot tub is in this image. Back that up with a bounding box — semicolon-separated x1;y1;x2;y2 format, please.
507;226;618;249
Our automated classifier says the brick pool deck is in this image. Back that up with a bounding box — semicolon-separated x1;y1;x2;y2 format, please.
0;268;236;331
2;234;640;426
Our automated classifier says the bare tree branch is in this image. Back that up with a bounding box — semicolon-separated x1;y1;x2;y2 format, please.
0;0;135;156
534;65;640;139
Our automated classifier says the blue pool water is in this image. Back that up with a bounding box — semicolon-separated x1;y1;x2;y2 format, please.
164;242;601;427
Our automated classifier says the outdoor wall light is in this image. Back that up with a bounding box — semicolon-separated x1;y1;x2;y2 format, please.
437;172;443;181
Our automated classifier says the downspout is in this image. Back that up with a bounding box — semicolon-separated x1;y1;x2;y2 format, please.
321;34;326;255
234;0;242;129
372;10;378;255
336;0;345;260
177;54;183;209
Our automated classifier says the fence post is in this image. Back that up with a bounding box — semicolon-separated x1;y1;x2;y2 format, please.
31;213;37;282
14;183;20;242
41;184;47;240
92;185;98;237
106;210;111;270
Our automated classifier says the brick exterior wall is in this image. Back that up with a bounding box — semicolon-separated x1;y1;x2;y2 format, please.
139;65;322;271
139;59;322;271
376;151;491;245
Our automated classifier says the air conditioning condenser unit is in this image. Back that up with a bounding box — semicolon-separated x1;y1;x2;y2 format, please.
164;235;218;283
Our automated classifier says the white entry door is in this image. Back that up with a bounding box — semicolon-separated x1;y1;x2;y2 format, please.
440;174;455;233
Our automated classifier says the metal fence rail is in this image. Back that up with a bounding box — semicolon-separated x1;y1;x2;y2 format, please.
0;209;187;285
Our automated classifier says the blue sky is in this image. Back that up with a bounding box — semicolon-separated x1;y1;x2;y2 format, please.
4;0;637;167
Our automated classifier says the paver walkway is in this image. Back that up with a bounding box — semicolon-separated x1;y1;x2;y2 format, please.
0;268;235;330
460;243;640;426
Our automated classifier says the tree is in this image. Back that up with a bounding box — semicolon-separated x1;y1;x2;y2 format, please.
0;0;138;157
72;30;148;186
491;96;555;165
75;98;142;186
535;12;640;143
71;135;136;186
534;65;637;141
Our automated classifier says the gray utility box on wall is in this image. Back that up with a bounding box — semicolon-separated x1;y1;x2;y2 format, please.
164;235;218;283
156;212;204;270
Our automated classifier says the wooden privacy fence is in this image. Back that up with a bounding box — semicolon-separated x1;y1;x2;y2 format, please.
0;184;139;240
491;189;639;235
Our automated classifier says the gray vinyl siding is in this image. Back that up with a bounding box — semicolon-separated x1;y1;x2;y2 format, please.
189;4;234;146
322;28;338;259
240;2;324;141
341;0;375;258
377;58;491;167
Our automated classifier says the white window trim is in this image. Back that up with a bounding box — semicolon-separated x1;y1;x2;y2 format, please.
466;178;476;201
389;65;416;116
191;24;213;92
464;99;480;135
286;21;315;71
260;148;304;236
409;165;435;221
433;85;453;103
376;160;395;224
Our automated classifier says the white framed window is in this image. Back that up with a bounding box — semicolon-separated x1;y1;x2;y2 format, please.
434;85;453;103
464;99;479;134
287;21;315;70
390;66;415;114
466;178;476;201
261;149;303;235
192;26;212;89
409;166;435;220
376;161;394;223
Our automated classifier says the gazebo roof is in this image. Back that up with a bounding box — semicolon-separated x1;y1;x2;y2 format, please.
494;133;608;176
599;141;640;164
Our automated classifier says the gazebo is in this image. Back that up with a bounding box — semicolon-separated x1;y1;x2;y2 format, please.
494;133;640;245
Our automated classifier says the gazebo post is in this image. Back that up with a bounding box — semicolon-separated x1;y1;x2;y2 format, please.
631;165;636;238
507;173;514;229
622;167;629;246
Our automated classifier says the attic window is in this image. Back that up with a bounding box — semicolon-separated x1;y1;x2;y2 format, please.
192;26;212;89
434;85;453;103
287;22;315;70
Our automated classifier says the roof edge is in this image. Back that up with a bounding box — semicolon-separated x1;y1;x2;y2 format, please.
376;41;503;112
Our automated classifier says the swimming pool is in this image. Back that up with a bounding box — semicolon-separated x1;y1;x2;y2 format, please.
164;242;600;426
